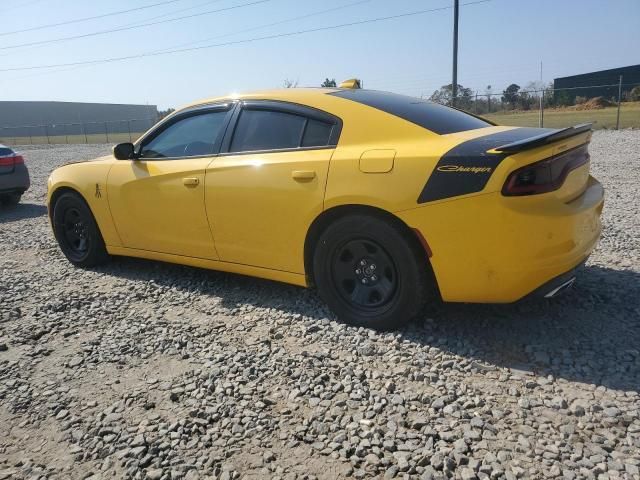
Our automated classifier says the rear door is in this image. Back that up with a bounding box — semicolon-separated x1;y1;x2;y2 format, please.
205;101;341;273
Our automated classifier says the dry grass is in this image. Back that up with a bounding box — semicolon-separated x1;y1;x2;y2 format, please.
485;101;640;129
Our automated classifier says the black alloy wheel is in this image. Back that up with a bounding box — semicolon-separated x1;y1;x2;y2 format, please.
331;238;398;309
313;213;433;330
61;206;90;261
53;192;109;267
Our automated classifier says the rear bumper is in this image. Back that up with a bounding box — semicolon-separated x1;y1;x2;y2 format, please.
522;259;586;300
397;175;604;303
0;163;30;194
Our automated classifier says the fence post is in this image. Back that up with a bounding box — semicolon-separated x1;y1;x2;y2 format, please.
65;124;69;144
44;125;50;144
539;90;544;128
104;122;109;143
82;122;88;144
616;75;623;130
128;120;132;142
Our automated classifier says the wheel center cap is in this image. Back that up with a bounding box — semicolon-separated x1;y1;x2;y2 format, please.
355;258;378;284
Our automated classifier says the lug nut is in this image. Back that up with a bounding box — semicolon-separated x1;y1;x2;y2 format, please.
360;259;367;266
370;264;376;270
371;275;377;281
362;279;368;284
355;269;361;275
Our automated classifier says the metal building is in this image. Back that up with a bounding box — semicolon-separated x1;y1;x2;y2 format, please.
0;101;158;138
553;64;640;102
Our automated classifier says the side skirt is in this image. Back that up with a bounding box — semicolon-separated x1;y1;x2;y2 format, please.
106;246;309;287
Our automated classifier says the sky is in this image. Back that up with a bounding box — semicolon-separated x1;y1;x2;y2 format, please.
0;0;638;109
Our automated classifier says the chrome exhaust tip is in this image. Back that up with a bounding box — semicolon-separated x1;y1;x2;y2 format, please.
544;277;576;298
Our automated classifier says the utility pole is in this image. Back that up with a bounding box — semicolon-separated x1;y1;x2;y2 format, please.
539;61;544;128
451;0;459;107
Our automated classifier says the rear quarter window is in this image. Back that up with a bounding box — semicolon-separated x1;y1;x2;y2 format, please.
330;90;492;135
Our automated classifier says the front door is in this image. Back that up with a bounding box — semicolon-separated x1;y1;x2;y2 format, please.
108;106;232;259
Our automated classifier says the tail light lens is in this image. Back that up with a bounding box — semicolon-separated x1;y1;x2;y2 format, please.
0;154;23;168
502;144;590;196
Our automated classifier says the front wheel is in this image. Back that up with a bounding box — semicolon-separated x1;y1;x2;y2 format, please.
313;214;433;330
52;192;110;267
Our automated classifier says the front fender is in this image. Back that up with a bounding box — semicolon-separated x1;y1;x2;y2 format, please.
47;159;122;247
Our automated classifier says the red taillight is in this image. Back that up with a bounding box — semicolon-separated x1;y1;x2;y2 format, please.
502;144;590;196
0;154;23;167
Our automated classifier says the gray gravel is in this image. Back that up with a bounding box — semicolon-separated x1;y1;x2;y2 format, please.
1;131;639;480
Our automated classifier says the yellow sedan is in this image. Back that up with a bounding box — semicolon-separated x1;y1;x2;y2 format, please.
47;82;604;330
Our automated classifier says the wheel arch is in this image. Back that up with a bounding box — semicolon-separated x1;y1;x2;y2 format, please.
303;204;438;294
48;186;89;223
47;184;122;247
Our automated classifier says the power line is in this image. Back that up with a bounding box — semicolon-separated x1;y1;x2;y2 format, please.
0;0;272;51
118;0;226;27
2;0;373;82
0;0;226;59
0;0;187;36
0;0;491;73
3;0;373;81
149;0;372;54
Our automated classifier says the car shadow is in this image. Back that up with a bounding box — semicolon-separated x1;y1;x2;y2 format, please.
0;202;48;224
398;264;640;393
98;257;639;392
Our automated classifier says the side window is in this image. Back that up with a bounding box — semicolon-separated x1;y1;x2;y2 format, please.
301;118;333;147
140;110;227;159
230;109;306;152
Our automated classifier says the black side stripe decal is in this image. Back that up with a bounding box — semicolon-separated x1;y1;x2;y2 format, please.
417;127;555;204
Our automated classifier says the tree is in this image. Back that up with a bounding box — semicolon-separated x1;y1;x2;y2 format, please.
524;80;545;96
517;91;532;110
157;108;175;120
430;83;473;108
321;78;337;87
502;84;521;108
283;78;298;88
630;85;640;102
554;90;572;107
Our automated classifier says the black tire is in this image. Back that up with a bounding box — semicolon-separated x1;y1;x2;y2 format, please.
0;193;21;207
313;214;433;330
52;192;109;267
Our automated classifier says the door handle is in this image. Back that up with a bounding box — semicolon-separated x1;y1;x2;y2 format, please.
291;170;316;180
183;177;199;186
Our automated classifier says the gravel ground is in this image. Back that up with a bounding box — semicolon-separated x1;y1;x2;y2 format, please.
1;130;639;480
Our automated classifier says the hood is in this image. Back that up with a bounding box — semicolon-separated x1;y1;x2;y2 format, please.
59;154;113;168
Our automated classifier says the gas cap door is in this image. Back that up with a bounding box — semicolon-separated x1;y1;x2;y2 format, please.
359;149;396;173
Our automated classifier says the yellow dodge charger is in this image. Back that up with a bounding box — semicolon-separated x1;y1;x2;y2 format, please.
47;83;604;330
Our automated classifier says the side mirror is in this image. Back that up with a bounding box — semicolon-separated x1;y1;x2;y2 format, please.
113;142;135;160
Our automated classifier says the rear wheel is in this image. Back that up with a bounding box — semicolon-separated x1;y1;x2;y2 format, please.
52;192;109;267
0;193;21;207
313;214;432;330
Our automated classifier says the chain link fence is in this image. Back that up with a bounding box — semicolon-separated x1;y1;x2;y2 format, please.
1;80;639;146
0;118;157;146
447;79;640;130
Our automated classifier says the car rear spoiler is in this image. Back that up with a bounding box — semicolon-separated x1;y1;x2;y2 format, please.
493;123;592;154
